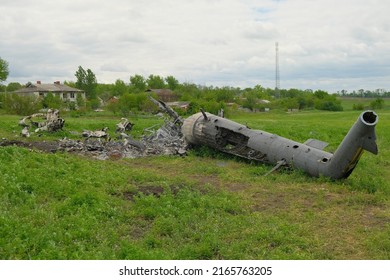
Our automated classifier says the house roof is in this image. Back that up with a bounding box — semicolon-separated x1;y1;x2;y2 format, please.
146;88;174;95
14;82;83;94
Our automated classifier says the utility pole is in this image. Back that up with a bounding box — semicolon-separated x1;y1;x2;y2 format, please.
275;42;280;98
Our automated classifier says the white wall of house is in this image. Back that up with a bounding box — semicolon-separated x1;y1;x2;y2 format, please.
30;91;86;101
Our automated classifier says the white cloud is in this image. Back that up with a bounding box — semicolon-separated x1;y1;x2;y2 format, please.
1;0;389;92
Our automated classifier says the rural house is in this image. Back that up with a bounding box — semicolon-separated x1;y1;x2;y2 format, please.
13;81;85;102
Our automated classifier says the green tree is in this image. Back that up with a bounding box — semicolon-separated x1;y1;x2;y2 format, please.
138;93;155;112
242;90;258;111
178;82;202;100
42;92;63;109
6;82;22;92
85;69;97;98
314;90;329;99
119;93;137;116
76;93;86;109
75;66;87;89
147;74;166;89
253;84;270;100
75;66;97;99
112;79;128;96
129;74;147;93
214;86;236;102
95;83;114;101
64;80;77;88
0;57;9;84
165;75;179;90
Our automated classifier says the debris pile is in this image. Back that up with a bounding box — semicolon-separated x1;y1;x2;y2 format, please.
142;95;187;155
57;138;143;160
57;96;187;160
56;119;187;160
19;109;65;137
142;120;187;156
8;97;188;160
82;127;110;141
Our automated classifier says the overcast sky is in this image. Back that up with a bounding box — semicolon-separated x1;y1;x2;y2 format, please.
1;0;389;92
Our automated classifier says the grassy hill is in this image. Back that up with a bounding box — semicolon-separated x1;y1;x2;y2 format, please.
0;108;389;259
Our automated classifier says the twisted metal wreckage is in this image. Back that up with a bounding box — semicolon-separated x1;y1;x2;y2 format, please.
12;96;379;179
14;97;187;160
18;109;65;137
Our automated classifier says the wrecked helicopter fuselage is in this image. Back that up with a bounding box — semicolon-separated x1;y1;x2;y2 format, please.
181;110;378;180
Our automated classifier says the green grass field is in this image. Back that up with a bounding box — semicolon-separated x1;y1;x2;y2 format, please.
338;96;390;111
0;102;389;259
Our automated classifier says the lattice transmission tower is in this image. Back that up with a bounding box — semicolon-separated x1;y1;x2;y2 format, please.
275;42;280;98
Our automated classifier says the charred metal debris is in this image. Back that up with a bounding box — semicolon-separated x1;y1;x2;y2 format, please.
18;109;65;137
11;96;188;160
57;112;187;160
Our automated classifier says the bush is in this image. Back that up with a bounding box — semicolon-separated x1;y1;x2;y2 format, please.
370;98;384;110
67;101;77;111
118;93;136;116
106;100;120;115
187;101;201;115
87;98;101;110
0;93;4;108
137;93;155;113
3;93;42;115
315;101;343;111
76;93;86;110
314;96;343;111
352;103;365;110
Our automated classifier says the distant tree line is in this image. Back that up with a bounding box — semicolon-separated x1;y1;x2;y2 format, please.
337;89;390;98
1;61;388;116
91;77;345;115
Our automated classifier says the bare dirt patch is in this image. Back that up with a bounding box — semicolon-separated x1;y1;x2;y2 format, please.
122;186;165;201
122;184;184;202
0;140;59;153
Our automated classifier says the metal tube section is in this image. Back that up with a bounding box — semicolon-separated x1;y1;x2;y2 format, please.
324;110;378;178
182;110;378;179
